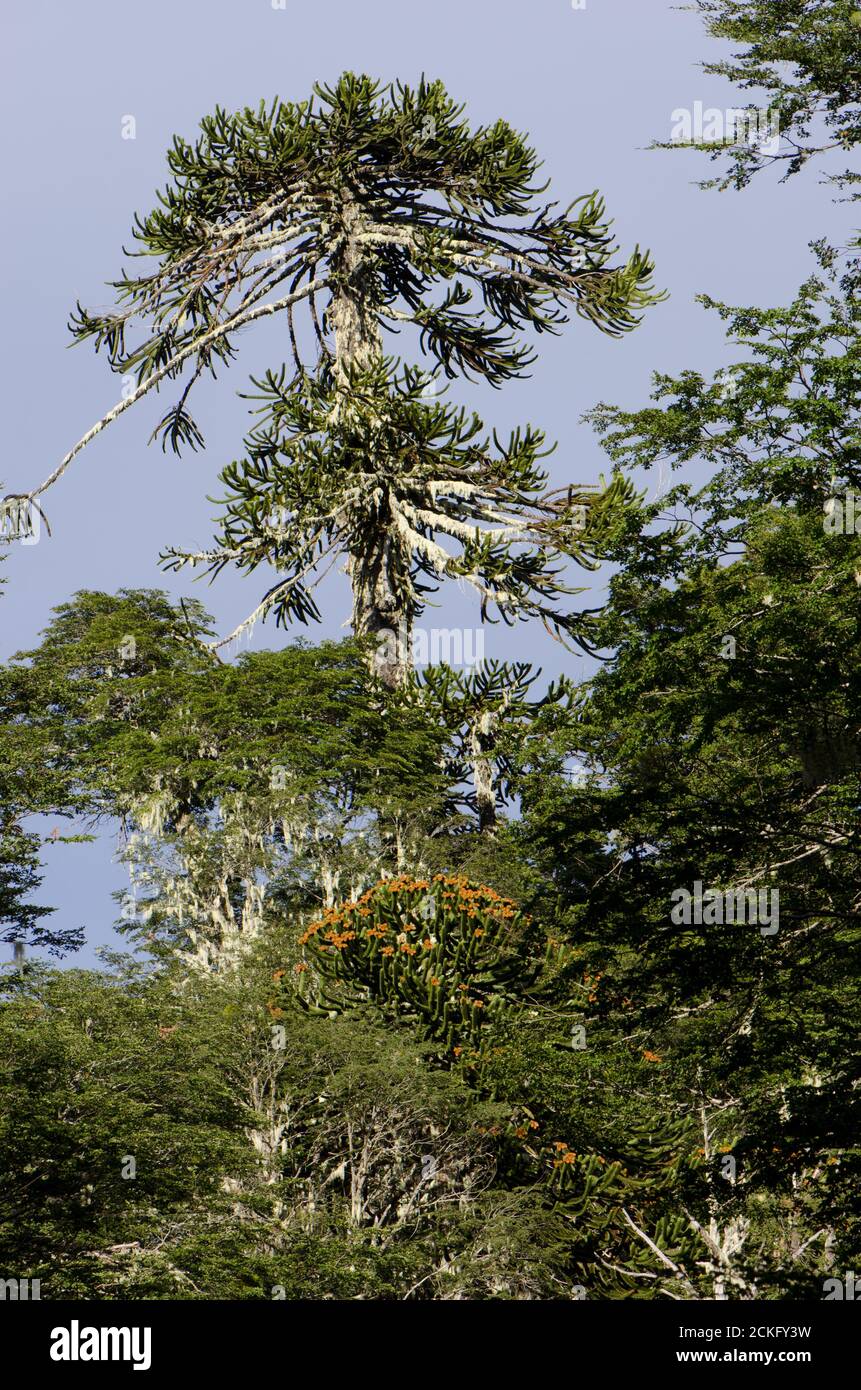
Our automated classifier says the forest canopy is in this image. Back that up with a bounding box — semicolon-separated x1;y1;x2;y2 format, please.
2;6;860;1304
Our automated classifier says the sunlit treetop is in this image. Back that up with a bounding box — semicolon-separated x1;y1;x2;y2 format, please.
8;73;661;679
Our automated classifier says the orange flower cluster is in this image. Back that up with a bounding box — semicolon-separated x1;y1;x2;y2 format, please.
549;1140;578;1167
298;874;523;952
432;875;521;922
513;1117;540;1138
282;875;532;1057
583;970;603;1005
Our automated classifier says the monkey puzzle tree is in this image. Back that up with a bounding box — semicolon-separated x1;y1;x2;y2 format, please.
409;661;574;834
12;73;660;681
173;365;639;685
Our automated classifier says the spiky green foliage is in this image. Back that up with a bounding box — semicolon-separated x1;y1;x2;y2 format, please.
407;660;574;831
69;75;660;400
14;73;661;670
292;872;540;1053
8;31;861;1305
287;871;712;1297
163;362;635;657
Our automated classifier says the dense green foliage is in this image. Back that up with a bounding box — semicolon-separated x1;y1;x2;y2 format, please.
3;8;860;1301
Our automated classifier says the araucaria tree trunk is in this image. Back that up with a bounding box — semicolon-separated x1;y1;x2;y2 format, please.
329;186;411;687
